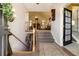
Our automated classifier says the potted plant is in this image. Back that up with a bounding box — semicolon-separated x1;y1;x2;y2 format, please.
2;3;14;26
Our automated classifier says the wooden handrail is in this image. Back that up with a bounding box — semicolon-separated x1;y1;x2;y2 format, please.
7;30;30;49
32;28;36;52
7;28;36;52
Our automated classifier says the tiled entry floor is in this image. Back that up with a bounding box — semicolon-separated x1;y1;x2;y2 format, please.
64;42;79;56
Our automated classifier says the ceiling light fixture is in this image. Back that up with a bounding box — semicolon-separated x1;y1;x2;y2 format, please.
36;3;40;5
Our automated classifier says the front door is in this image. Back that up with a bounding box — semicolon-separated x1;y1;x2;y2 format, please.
63;8;72;46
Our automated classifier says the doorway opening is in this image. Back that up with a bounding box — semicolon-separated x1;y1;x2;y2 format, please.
63;8;72;46
64;3;79;56
29;12;51;30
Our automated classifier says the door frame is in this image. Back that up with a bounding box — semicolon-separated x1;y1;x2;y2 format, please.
63;8;72;46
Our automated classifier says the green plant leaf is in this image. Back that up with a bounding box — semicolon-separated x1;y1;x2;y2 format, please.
2;3;14;23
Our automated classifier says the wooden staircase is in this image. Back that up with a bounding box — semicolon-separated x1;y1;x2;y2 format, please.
37;30;54;43
7;28;36;56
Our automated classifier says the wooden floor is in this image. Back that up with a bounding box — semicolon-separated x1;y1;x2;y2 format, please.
12;30;74;56
36;31;68;56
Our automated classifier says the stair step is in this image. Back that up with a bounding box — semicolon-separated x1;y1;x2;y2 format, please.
37;36;52;38
38;38;54;42
37;38;53;41
37;31;54;43
37;34;52;36
37;32;51;34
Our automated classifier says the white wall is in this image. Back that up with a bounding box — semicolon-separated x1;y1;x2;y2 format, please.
8;3;29;52
51;6;64;46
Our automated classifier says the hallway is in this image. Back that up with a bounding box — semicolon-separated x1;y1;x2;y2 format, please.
0;3;76;56
7;3;69;56
12;30;72;56
36;30;69;56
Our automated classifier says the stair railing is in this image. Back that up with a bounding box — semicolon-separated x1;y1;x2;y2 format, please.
7;28;36;52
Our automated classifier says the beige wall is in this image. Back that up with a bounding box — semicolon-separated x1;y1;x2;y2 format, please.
72;6;78;31
67;4;79;32
72;6;79;32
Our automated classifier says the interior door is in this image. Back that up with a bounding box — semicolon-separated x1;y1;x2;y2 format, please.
63;8;72;46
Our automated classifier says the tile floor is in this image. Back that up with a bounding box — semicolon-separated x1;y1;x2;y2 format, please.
64;42;79;56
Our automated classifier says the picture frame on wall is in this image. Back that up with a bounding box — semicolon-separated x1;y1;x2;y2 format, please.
51;9;55;21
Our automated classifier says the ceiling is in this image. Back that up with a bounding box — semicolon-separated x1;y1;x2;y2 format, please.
67;3;79;10
29;12;51;20
70;3;79;6
24;3;67;12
